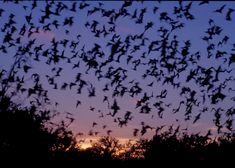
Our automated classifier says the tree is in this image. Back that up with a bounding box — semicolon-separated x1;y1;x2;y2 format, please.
0;66;77;162
142;128;235;162
90;136;122;160
0;96;78;162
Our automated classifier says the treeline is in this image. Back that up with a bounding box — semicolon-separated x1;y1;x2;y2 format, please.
0;96;234;164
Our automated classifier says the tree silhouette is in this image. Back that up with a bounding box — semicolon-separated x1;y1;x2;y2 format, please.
143;129;235;163
0;96;78;162
90;136;122;160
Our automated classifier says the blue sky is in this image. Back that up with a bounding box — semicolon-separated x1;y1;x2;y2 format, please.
0;1;234;140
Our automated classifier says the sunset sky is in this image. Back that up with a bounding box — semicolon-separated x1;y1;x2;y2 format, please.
0;1;234;143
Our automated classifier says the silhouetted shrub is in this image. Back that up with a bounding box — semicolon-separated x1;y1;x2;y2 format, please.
0;95;77;163
142;129;235;162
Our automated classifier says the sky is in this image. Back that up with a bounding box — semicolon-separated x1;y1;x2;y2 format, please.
0;1;234;144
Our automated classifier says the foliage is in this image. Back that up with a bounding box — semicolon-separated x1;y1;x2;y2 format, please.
0;95;77;162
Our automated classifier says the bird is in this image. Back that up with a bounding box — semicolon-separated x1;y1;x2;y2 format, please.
70;2;77;12
25;12;32;24
92;122;97;127
76;100;81;108
79;1;90;10
213;5;226;13
31;0;37;10
193;113;201;124
133;128;139;137
229;53;235;66
153;6;159;14
107;130;112;136
198;1;209;6
144;21;154;32
89;106;95;111
102;125;107;129
226;8;234;21
23;65;32;73
110;99;120;117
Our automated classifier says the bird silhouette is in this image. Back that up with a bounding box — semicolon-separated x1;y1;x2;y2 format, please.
76;100;81;108
199;1;209;6
226;8;234;21
110;99;120;117
214;5;226;14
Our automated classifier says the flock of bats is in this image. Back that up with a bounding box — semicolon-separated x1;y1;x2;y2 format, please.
0;0;234;138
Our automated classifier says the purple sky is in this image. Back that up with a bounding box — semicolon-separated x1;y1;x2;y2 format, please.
0;1;234;141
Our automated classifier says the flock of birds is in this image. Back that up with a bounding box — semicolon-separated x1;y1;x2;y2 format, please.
0;0;234;138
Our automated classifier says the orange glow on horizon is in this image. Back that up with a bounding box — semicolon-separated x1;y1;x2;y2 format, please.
77;137;138;149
